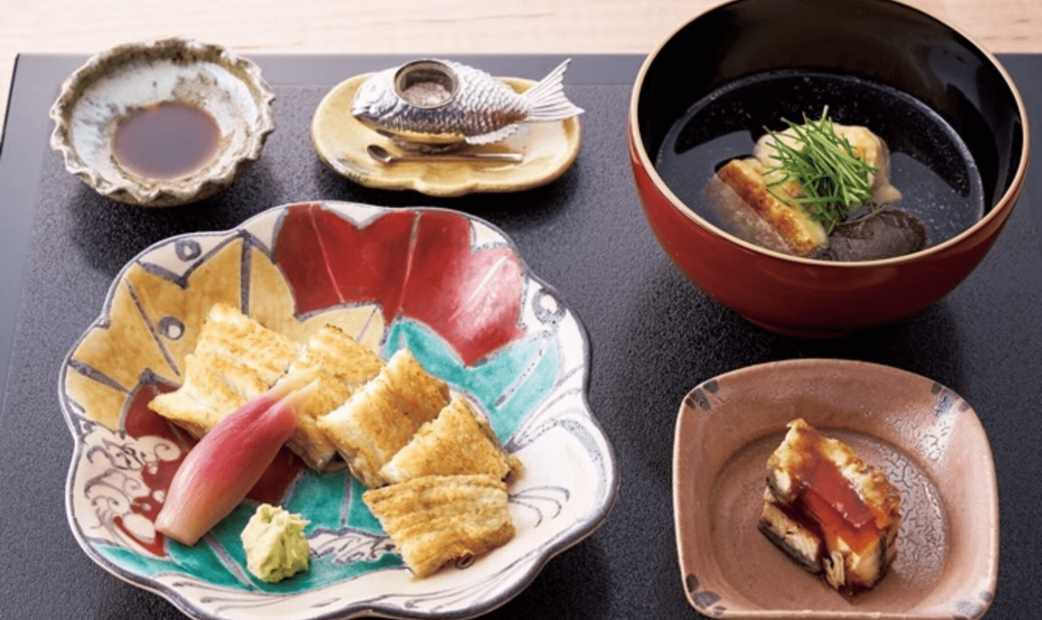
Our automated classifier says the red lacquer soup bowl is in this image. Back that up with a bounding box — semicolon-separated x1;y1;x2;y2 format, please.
628;0;1029;337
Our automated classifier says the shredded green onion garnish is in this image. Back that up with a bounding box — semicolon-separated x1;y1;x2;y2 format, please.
764;108;878;233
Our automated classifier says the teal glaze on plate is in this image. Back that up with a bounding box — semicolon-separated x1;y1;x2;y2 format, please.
61;202;616;620
286;470;353;529
385;319;560;442
94;317;561;593
95;543;243;586
343;477;383;533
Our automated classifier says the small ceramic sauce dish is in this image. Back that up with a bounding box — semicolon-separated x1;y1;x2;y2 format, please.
49;38;276;207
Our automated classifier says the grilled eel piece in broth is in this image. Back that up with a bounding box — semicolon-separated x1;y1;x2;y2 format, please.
712;123;901;257
759;419;902;592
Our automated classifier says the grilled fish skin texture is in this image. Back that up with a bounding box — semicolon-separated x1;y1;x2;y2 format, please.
715;157;829;256
758;487;824;574
352;58;583;146
317;348;450;487
149;306;387;472
363;474;514;578
380;395;521;484
149;303;298;437
712;122;901;257
274;325;385;471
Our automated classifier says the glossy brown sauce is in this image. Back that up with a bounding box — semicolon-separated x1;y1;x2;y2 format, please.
794;429;878;551
112;101;220;180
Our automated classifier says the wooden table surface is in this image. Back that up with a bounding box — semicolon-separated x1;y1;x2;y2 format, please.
0;0;1038;136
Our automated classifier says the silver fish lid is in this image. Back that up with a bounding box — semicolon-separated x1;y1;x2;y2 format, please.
351;58;583;151
393;60;460;109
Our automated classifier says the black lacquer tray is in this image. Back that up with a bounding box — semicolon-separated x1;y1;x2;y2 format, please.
1;54;1041;619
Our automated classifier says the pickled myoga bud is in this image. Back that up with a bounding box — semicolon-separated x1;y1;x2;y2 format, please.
155;384;314;546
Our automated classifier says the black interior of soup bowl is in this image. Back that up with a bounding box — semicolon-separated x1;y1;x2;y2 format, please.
636;0;1025;213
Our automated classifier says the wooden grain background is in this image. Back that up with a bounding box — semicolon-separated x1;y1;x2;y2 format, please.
1;0;1038;132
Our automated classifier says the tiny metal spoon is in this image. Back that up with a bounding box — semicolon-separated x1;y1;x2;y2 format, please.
366;144;523;165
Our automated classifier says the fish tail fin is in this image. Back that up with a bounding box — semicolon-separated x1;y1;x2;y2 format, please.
523;59;584;122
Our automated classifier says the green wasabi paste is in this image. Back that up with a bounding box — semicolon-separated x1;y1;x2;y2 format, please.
241;503;310;583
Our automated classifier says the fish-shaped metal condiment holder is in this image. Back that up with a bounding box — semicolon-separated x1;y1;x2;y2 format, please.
351;58;583;149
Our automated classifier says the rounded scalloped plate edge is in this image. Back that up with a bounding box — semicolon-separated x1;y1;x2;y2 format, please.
59;200;619;620
311;75;582;197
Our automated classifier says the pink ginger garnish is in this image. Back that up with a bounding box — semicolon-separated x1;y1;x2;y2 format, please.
155;383;313;546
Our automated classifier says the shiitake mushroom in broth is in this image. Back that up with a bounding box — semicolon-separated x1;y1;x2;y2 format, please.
655;71;984;261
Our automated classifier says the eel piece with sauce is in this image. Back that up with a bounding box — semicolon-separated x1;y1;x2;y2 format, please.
759;418;902;592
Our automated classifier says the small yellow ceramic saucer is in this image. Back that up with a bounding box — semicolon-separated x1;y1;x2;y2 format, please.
311;74;581;197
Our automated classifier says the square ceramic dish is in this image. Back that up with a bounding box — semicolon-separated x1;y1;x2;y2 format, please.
59;201;617;620
673;359;998;619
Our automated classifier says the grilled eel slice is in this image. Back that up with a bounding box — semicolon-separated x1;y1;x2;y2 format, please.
150;305;385;471
714;122;901;257
363;474;514;578
317;348;450;488
759;418;901;592
380;395;521;484
149;303;299;438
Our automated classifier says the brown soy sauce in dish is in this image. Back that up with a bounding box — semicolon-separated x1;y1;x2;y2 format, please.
112;101;220;180
655;71;984;261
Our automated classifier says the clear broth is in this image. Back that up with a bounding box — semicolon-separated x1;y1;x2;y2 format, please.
655;71;984;260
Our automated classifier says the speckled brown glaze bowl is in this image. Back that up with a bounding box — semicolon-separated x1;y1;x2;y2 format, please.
50;38;275;207
673;359;998;619
629;0;1029;337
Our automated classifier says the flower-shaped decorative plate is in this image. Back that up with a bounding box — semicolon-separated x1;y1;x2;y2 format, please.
673;359;998;620
311;75;581;197
60;201;616;619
